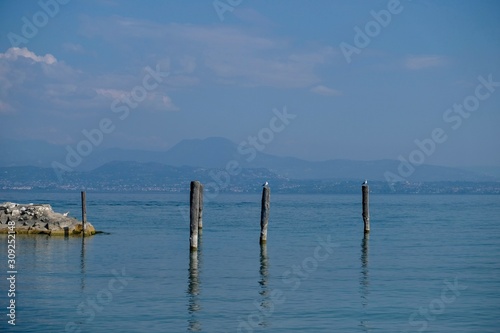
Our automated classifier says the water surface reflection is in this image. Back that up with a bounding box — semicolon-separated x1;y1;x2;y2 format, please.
258;244;270;328
359;234;370;331
187;231;202;332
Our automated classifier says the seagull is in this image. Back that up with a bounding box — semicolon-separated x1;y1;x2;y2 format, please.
362;180;368;185
63;211;69;217
262;181;269;187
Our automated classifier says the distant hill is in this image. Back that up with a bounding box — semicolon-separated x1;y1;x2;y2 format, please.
0;136;497;182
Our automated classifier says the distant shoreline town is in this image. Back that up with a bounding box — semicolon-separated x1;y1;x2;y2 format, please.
2;137;499;195
1;163;498;195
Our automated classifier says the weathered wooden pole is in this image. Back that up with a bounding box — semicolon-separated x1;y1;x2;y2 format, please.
81;191;87;237
362;183;370;233
260;185;270;244
198;183;204;229
190;181;201;250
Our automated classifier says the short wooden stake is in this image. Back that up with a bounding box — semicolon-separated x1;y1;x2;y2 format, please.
198;183;204;229
362;184;370;233
190;181;201;250
81;191;87;237
260;186;270;244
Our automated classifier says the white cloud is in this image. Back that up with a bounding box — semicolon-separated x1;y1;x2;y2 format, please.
79;16;336;88
0;46;179;117
0;47;99;115
176;25;334;88
310;85;342;96
0;47;57;65
95;88;128;100
162;95;179;111
404;55;449;70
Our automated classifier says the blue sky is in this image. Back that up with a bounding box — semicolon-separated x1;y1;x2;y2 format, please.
0;0;499;167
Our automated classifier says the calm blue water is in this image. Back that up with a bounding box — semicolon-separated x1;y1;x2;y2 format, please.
1;191;499;332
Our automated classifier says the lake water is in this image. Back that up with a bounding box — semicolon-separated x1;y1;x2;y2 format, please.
1;191;499;332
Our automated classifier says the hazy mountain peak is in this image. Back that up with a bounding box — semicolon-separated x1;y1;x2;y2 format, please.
0;137;497;182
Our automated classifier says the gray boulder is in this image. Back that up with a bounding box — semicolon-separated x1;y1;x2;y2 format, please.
0;202;96;236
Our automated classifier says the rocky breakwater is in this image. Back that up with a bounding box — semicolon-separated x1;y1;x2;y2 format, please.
0;202;96;236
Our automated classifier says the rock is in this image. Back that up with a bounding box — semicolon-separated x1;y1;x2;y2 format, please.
0;212;7;224
0;202;96;236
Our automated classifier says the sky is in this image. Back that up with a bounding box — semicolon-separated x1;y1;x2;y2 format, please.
0;0;499;167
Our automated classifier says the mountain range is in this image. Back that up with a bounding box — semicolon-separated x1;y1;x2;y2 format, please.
1;136;499;182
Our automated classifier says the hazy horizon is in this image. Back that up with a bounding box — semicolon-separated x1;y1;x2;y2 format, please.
2;135;500;171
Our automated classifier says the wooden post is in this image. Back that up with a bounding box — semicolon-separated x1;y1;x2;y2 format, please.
190;181;201;250
362;184;370;233
260;186;270;244
198;183;204;229
81;191;86;237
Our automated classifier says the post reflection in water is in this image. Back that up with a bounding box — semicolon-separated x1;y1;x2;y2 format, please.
187;231;202;332
258;243;271;328
359;233;370;331
80;236;86;292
